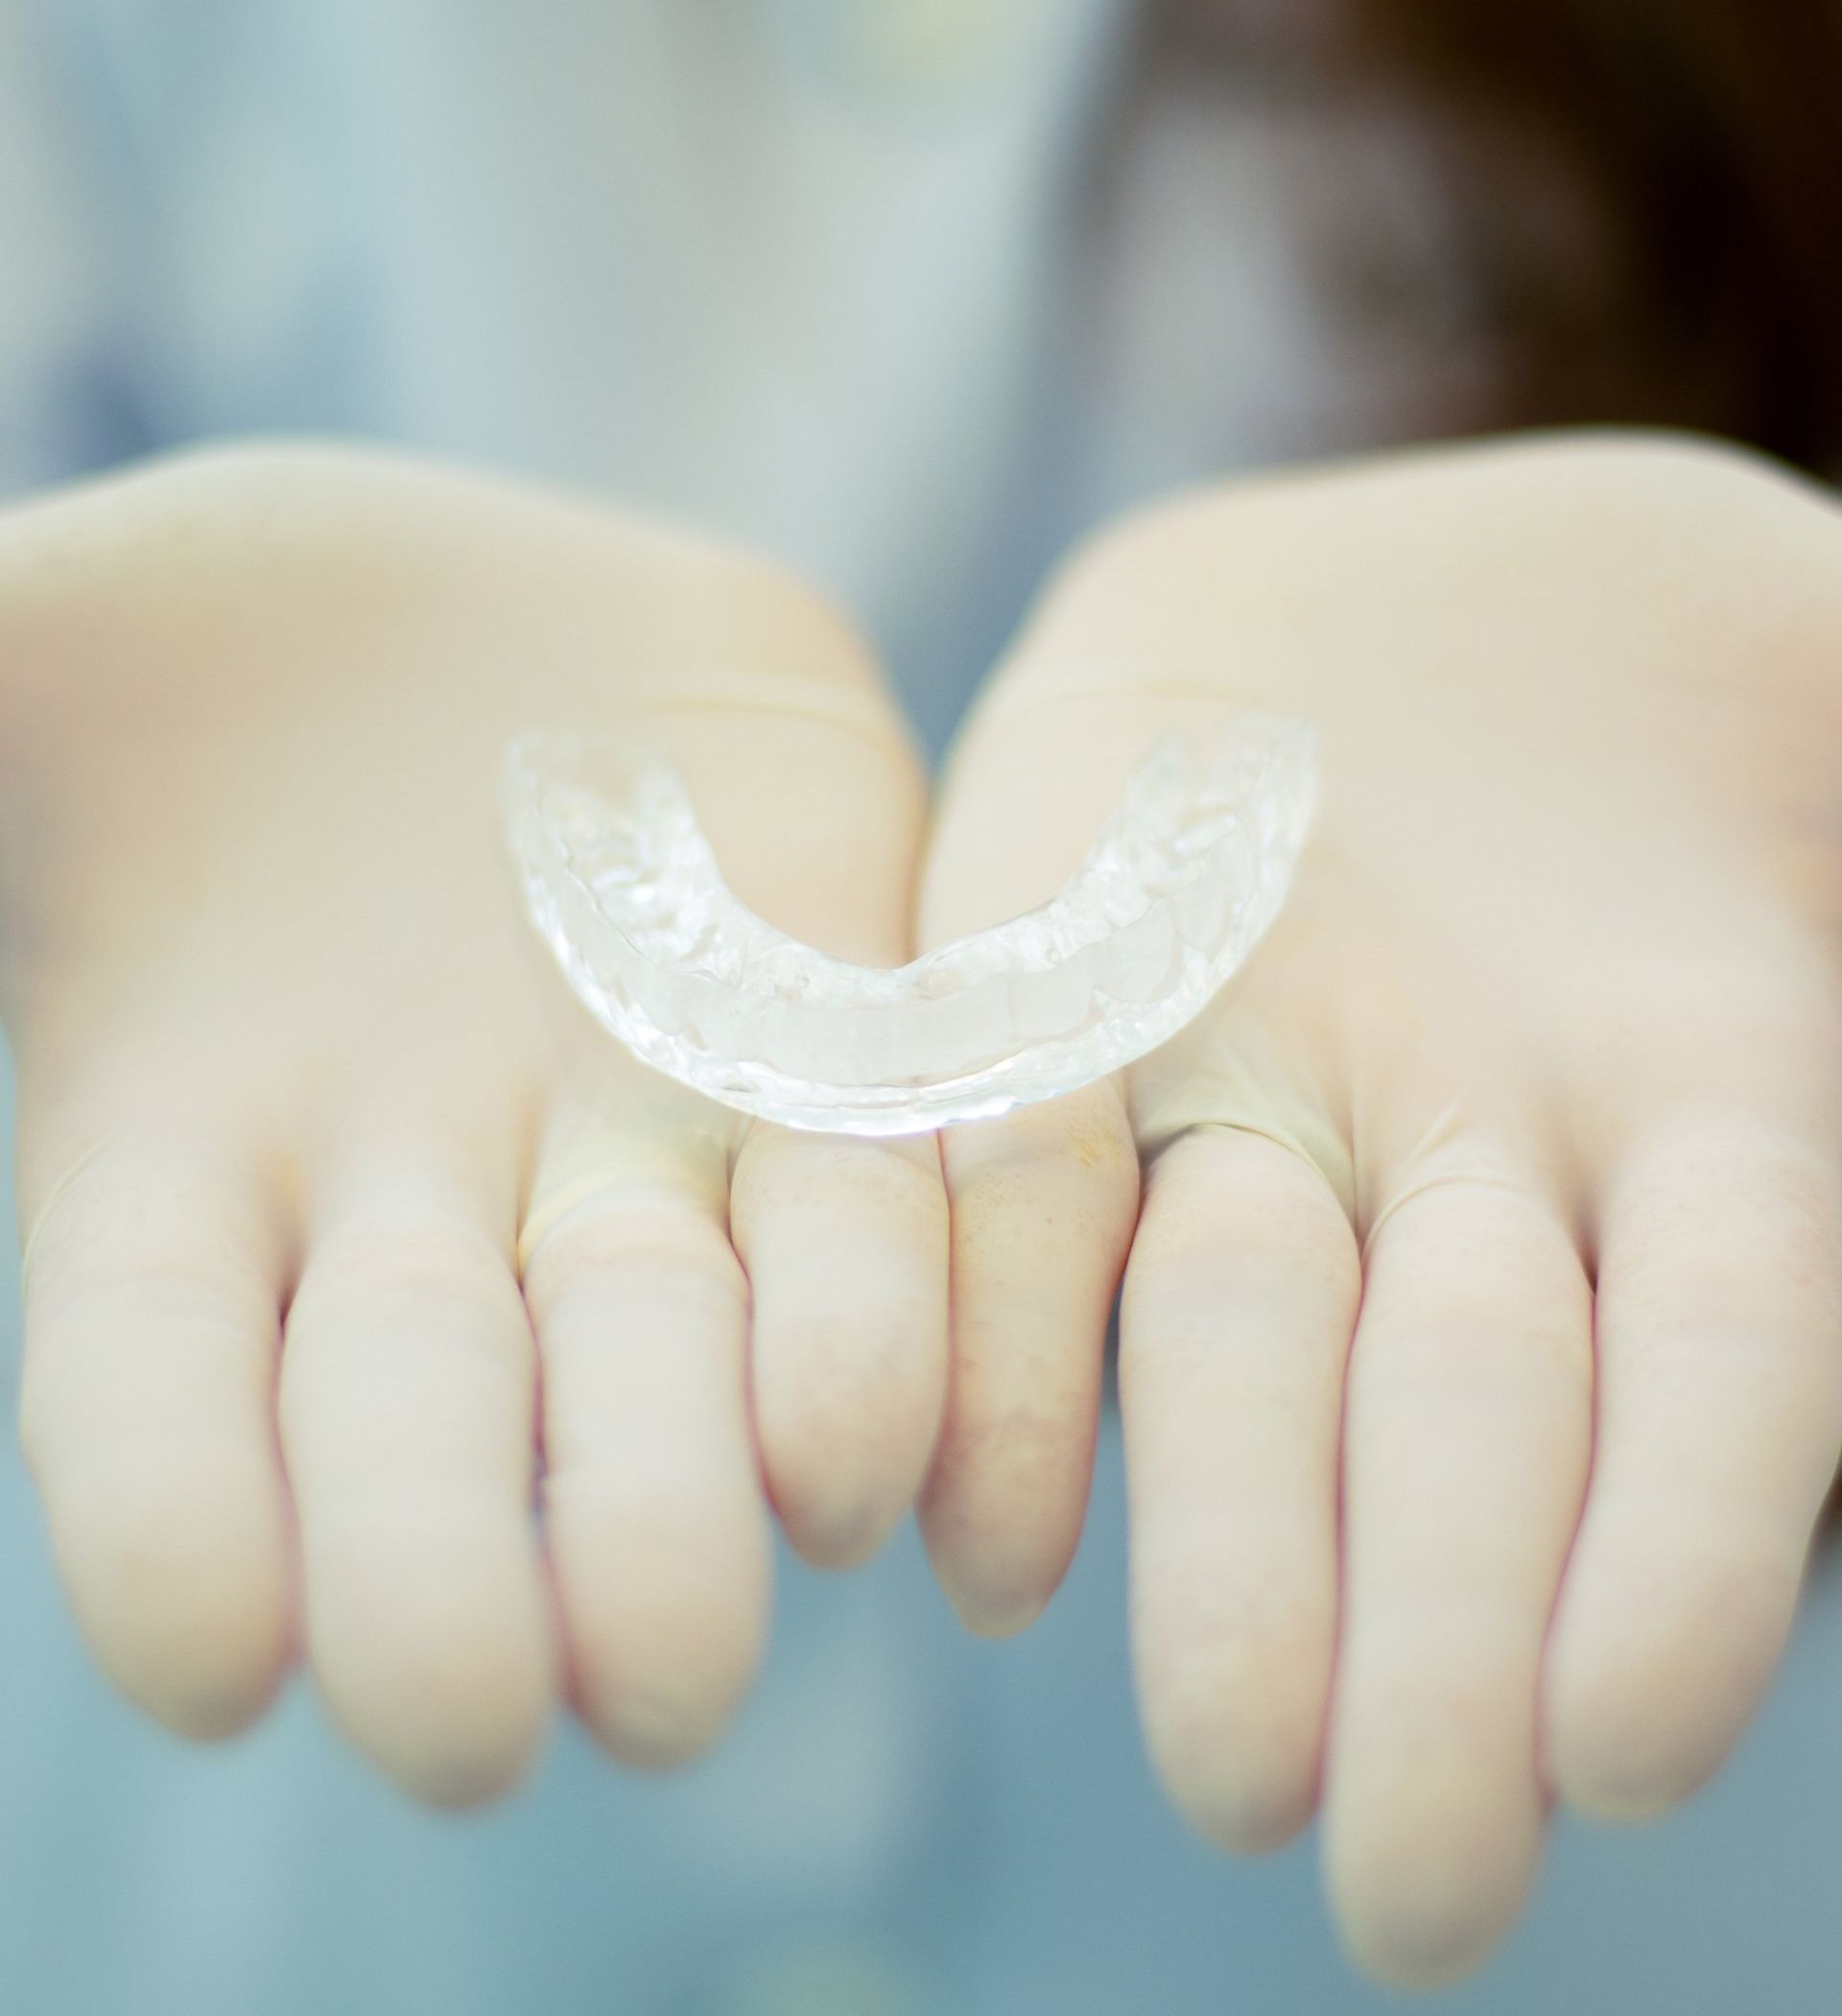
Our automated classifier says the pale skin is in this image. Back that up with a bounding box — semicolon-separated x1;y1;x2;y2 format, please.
920;431;1842;1981
0;446;951;1794
4;431;1840;1985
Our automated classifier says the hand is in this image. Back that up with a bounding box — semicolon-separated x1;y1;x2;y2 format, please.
0;445;947;1800
917;433;1842;1982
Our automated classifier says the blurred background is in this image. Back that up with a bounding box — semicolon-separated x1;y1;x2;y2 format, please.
3;2;1842;2009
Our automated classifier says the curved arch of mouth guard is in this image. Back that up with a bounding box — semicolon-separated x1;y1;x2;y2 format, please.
504;716;1315;1135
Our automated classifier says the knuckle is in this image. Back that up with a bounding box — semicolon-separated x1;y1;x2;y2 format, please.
522;1200;745;1329
1130;1140;1358;1299
295;1213;517;1319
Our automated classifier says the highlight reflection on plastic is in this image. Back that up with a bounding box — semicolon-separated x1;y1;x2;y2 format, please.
504;718;1315;1135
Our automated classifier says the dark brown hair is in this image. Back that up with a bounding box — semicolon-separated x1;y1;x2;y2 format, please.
1154;1;1842;468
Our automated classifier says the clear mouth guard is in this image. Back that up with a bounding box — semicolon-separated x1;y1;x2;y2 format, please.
504;716;1315;1135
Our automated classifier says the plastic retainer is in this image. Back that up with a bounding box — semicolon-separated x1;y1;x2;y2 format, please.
504;716;1315;1135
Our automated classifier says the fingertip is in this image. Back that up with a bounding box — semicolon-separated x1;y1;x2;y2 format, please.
568;1560;770;1771
768;1466;904;1575
327;1645;554;1811
577;1679;748;1773
1320;1698;1547;1991
548;1463;773;1774
1139;1650;1326;1856
917;1480;1071;1638
301;1495;556;1809
329;1656;552;1811
936;1575;1052;1642
1543;1528;1802;1824
1332;1881;1520;1994
754;1295;947;1573
119;1612;293;1745
1542;1651;1686;1825
1326;1812;1538;1991
1323;1662;1547;1988
1544;1738;1693;1829
1544;1643;1774;1826
370;1696;551;1811
916;1344;1101;1634
759;1340;943;1574
919;1340;1098;1635
18;1153;297;1744
47;1449;295;1743
1156;1751;1316;1858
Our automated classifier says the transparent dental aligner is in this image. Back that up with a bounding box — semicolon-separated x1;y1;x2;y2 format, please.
504;716;1315;1135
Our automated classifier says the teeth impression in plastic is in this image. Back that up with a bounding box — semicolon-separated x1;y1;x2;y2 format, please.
504;716;1315;1135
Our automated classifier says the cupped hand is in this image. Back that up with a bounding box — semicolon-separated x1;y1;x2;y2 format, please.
0;444;947;1801
918;433;1842;1982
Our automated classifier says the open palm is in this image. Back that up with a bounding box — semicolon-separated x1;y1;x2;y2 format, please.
918;434;1842;1982
1;445;947;1800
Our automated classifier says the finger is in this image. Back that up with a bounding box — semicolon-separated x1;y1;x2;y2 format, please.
915;694;1155;1633
661;695;946;1572
1122;1127;1359;1852
1323;1177;1592;1988
918;1083;1140;1635
280;1163;553;1807
730;1126;948;1569
1545;1110;1842;1818
523;1153;770;1769
18;1137;295;1740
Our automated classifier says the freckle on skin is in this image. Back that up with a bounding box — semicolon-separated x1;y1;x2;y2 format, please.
1069;1129;1114;1172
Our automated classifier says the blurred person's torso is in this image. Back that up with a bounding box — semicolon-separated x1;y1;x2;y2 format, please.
0;0;1615;745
